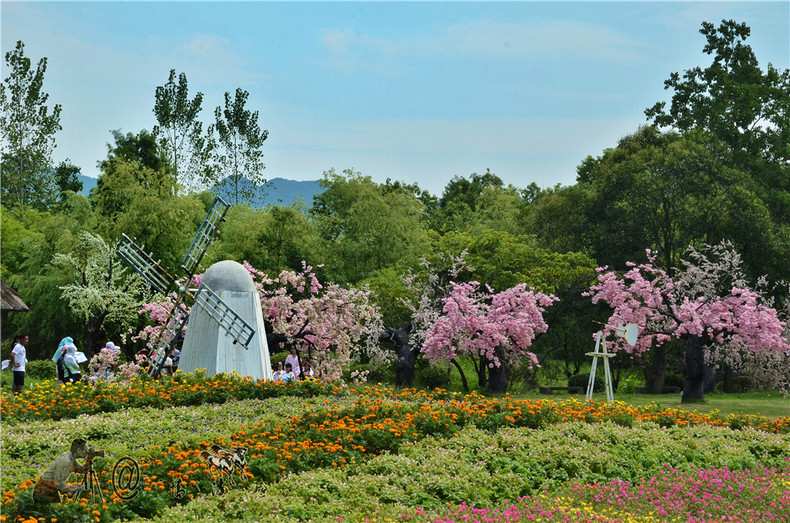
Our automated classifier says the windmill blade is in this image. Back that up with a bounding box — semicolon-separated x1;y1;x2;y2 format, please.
149;302;191;378
192;283;255;348
180;197;230;276
117;234;175;294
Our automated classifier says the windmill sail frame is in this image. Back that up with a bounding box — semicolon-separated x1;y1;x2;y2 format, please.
115;196;255;377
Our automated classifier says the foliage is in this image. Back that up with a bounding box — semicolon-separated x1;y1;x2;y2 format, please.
209;88;268;204
153;69;212;192
0;40;62;209
312;169;433;283
53;231;148;353
203;205;323;275
646;20;790;168
53;159;83;199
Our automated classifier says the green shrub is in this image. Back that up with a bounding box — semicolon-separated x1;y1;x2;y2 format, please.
24;359;56;379
415;363;450;389
149;422;789;522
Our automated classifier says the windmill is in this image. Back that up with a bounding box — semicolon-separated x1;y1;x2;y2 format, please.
116;196;255;377
586;323;639;402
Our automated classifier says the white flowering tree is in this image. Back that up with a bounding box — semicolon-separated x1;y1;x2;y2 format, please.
54;232;147;355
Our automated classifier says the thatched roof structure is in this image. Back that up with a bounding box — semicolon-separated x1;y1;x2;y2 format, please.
1;281;29;312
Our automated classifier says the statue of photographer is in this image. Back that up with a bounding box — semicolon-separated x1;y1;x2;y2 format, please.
34;439;104;503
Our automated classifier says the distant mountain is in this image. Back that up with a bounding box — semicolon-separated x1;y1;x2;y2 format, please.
78;174;98;196
77;175;323;208
212;177;323;208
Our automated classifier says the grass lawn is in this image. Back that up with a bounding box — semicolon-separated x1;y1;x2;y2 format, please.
513;390;790;417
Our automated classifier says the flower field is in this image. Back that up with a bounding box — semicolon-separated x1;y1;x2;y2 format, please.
2;379;789;522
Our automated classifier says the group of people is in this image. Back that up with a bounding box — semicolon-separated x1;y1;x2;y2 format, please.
271;349;315;382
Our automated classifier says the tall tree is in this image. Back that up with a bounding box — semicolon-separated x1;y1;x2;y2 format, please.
0;40;62;208
311;169;431;283
101;129;166;172
210;88;268;204
153;69;211;191
53;159;83;199
646;20;790;167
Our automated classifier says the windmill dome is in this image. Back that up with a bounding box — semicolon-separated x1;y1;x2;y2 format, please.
202;260;255;293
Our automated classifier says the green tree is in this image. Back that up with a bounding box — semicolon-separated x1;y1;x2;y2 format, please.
210;88;268;204
101;129;166;172
645;19;790;230
0;40;62;208
53;159;82;199
432;169;507;232
525;184;594;254
646;20;790;167
205;204;323;274
312;169;432;283
579;127;779;279
153;69;211;191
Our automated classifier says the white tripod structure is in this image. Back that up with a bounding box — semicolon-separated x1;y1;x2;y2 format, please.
586;323;639;403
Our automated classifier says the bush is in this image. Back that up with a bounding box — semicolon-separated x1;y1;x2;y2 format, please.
416;363;450;389
616;372;643;393
151;422;790;522
24;359;56;379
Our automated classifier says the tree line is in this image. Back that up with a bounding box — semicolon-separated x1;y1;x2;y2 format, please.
1;20;788;394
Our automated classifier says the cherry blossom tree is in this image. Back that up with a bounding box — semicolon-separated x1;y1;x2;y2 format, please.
422;281;557;392
244;261;386;381
588;242;788;402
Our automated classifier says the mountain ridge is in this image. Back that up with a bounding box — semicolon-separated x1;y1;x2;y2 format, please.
77;175;323;208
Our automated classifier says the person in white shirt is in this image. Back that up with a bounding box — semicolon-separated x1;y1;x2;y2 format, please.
11;335;28;394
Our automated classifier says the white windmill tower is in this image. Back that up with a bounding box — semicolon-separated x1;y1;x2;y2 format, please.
116;196;271;379
586;323;639;402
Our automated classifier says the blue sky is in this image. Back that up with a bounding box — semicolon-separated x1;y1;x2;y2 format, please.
2;2;788;194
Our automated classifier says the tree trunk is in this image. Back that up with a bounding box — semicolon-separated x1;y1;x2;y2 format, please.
450;359;470;392
476;355;487;389
486;348;508;394
643;345;667;394
387;326;417;387
682;335;706;403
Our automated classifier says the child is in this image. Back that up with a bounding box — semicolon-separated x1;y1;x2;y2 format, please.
272;362;283;382
282;363;295;383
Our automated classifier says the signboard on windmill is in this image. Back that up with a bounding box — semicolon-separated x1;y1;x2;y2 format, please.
116;196;273;380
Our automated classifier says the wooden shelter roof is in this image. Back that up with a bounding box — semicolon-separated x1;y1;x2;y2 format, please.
1;281;29;312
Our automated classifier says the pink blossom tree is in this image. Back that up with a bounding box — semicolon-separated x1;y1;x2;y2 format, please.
422;281;557;392
588;242;789;402
244;261;386;381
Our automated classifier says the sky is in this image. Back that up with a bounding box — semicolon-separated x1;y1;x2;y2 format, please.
2;2;788;195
